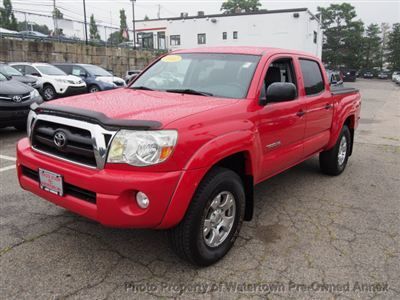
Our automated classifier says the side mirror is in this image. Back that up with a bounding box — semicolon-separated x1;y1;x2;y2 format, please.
259;82;297;105
31;72;41;77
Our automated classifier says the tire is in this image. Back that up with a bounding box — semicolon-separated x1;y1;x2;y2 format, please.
168;167;245;266
320;125;351;175
89;85;100;93
42;84;57;101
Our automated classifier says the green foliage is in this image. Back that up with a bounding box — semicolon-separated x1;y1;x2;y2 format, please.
386;23;400;70
107;31;122;44
108;9;129;44
221;0;261;14
144;15;150;21
0;0;18;30
52;7;63;19
363;23;381;69
317;3;364;69
89;14;100;40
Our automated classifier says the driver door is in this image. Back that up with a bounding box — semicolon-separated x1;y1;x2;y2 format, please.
257;56;306;180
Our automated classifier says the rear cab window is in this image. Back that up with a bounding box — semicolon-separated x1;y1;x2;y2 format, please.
299;59;325;96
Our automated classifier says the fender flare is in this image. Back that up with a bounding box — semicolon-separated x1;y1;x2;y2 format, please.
157;130;258;229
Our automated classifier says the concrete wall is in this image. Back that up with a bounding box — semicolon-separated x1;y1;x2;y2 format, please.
0;39;162;77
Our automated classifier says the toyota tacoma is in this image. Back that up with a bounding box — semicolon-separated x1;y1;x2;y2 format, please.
17;47;361;266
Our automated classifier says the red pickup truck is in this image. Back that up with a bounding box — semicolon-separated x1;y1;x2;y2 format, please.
17;47;361;266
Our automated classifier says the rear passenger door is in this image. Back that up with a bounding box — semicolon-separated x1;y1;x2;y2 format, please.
298;58;333;157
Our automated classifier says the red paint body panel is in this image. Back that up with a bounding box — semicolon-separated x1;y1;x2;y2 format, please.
16;47;361;229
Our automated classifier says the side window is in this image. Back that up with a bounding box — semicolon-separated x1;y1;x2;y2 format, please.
222;32;227;40
25;66;38;75
299;59;325;95
170;35;180;46
72;66;84;76
12;65;25;74
262;58;297;99
233;31;238;39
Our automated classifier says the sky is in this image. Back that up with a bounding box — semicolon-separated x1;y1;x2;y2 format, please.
7;0;400;30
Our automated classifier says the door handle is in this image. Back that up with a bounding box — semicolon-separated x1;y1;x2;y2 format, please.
325;103;333;110
296;110;306;117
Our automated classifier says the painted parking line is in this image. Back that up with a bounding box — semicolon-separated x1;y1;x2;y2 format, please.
0;155;17;162
0;165;15;172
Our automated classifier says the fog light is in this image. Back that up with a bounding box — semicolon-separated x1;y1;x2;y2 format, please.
136;192;149;209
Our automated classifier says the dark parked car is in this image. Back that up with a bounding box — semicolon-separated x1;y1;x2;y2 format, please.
0;63;40;90
54;63;126;93
377;72;389;79
363;71;374;79
0;73;42;130
341;69;357;82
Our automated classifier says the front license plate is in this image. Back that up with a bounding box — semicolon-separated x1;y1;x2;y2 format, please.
39;169;64;196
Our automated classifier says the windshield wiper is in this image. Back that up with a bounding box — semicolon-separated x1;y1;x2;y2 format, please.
132;86;154;91
165;89;213;96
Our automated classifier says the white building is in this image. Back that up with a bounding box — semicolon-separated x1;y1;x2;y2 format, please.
135;8;322;58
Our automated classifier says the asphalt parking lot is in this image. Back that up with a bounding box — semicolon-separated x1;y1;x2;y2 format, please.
0;79;399;299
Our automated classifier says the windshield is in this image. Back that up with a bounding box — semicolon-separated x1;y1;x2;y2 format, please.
0;65;22;76
131;53;260;99
83;65;112;76
36;65;67;76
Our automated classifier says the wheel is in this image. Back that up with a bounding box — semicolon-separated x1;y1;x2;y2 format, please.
89;85;100;93
14;123;26;131
168;167;245;266
319;125;351;175
42;85;57;101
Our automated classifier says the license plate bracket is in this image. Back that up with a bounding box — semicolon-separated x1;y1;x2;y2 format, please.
39;168;64;196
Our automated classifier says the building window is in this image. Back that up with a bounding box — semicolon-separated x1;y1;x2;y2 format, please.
198;33;206;45
313;31;317;44
222;32;227;40
233;31;238;39
170;35;181;46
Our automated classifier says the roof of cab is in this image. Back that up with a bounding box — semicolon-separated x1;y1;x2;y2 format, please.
172;46;316;58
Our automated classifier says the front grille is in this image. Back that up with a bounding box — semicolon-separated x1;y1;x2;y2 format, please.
0;92;30;102
21;166;97;204
31;120;97;167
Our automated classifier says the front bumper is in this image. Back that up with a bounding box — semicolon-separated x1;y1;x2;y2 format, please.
0;97;43;126
17;138;183;228
58;85;87;96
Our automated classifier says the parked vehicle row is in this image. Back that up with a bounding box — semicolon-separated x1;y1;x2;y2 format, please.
0;62;128;129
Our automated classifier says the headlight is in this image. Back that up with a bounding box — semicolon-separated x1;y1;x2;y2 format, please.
30;89;40;99
107;130;178;166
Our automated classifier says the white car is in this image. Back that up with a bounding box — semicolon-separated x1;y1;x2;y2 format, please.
393;74;400;85
10;63;87;100
392;71;400;82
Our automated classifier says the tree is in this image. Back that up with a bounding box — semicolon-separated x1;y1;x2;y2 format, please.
379;23;390;70
362;24;381;69
221;0;261;14
386;23;400;70
0;0;18;30
108;31;122;44
144;15;150;21
89;14;100;40
52;7;63;19
317;3;364;69
119;9;129;41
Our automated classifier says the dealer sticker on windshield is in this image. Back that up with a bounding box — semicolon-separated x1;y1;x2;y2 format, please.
161;55;182;63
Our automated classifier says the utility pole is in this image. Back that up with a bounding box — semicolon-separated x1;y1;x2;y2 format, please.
131;0;136;48
83;0;88;44
157;4;161;19
24;12;28;31
53;0;57;36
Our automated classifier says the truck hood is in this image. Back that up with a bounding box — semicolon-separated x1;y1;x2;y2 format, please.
48;88;239;127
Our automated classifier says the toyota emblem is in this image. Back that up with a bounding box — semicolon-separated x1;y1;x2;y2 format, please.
12;95;22;103
53;131;67;148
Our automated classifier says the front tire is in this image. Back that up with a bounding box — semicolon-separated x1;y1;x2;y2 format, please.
89;85;100;93
320;125;351;175
42;84;57;101
168;167;245;266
